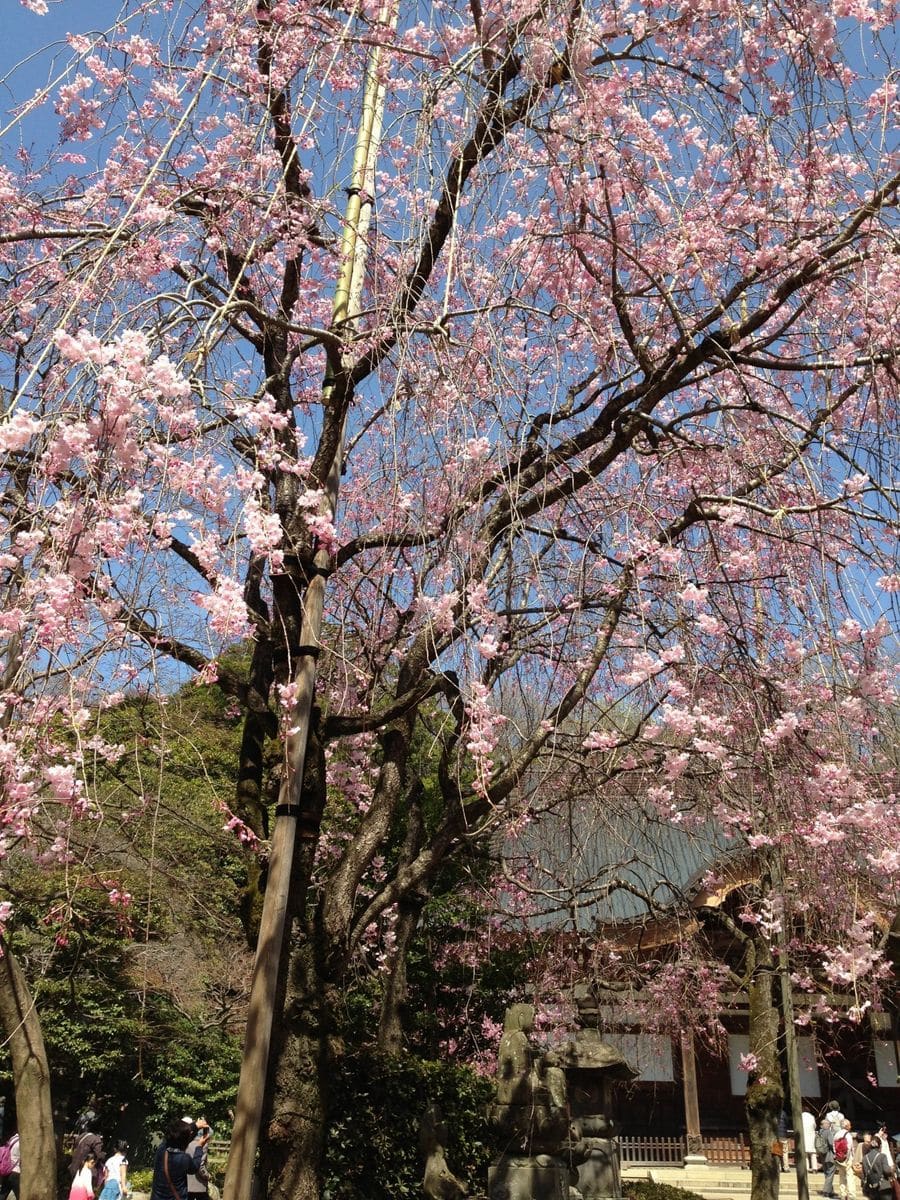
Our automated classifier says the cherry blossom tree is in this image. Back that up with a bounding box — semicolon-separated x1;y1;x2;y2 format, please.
1;0;898;1198
495;678;899;1200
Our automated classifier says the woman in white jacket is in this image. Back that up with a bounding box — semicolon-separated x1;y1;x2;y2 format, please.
69;1150;98;1200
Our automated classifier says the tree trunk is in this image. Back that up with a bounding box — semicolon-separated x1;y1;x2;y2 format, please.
746;943;783;1200
376;790;425;1055
261;935;341;1200
255;716;336;1200
376;891;425;1054
0;941;57;1200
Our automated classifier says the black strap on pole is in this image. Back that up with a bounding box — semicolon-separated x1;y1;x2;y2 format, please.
274;804;302;819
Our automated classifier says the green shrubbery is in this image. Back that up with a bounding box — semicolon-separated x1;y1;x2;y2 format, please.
128;1169;154;1194
323;1049;497;1200
624;1181;708;1200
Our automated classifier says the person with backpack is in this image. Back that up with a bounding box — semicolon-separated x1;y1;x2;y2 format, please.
0;1125;19;1200
804;1108;821;1173
854;1133;874;1185
862;1136;896;1200
818;1118;837;1198
70;1118;105;1192
833;1120;856;1200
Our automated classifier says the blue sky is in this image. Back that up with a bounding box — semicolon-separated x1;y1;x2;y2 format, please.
2;2;116;77
1;1;168;157
2;2;117;151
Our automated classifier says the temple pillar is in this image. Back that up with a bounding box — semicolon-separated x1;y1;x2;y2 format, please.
680;1032;707;1165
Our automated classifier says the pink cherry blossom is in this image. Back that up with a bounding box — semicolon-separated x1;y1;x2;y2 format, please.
1;0;898;1192
196;577;252;640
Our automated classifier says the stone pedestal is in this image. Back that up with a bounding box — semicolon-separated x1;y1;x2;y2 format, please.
571;1131;621;1199
487;1155;570;1200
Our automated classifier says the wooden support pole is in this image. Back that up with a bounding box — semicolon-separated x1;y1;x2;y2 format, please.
222;13;393;1200
779;950;810;1200
680;1031;707;1164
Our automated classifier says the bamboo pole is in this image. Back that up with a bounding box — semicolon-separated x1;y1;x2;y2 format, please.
223;16;392;1200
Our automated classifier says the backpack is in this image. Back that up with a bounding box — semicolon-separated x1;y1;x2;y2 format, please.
834;1134;850;1164
815;1129;830;1157
0;1137;15;1178
864;1151;886;1194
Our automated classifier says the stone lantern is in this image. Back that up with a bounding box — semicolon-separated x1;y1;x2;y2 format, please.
554;1022;638;1200
486;1002;637;1200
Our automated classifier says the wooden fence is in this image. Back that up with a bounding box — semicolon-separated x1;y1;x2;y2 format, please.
208;1139;230;1167
208;1130;768;1170
703;1134;752;1165
620;1136;686;1164
620;1133;757;1166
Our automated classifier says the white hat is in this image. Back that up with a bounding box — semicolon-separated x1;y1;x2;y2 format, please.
181;1116;195;1125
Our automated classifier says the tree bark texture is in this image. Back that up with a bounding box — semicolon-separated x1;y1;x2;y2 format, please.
0;942;57;1200
376;891;426;1054
261;935;341;1200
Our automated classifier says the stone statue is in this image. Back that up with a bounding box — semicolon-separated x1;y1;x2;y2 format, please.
490;1005;569;1155
495;1004;536;1102
531;1051;570;1151
488;1006;571;1200
553;1026;637;1200
488;989;635;1200
420;1103;468;1200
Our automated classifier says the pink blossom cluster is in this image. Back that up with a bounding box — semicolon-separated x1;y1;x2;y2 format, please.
0;0;898;1083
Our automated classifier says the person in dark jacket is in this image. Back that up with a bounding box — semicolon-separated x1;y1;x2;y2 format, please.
861;1136;895;1200
150;1120;208;1200
818;1117;837;1198
70;1120;105;1190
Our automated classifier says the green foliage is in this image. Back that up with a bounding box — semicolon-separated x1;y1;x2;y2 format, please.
128;1169;154;1193
90;686;250;934
3;666;497;1186
27;976;139;1103
0;923;240;1164
323;1050;497;1200
0;677;248;1154
0;869;139;1120
137;1026;241;1139
623;1183;708;1200
404;888;529;1061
